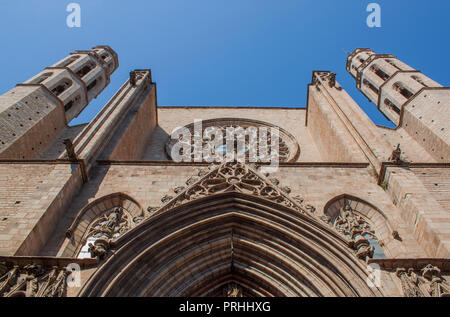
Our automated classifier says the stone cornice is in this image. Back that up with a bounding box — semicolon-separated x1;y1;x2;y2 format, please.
0;256;98;269
377;161;450;185
96;160;370;168
368;258;450;271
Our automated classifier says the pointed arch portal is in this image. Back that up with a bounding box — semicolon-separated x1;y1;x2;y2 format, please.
79;191;385;297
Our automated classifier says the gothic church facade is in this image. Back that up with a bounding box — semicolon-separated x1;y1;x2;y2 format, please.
0;46;449;297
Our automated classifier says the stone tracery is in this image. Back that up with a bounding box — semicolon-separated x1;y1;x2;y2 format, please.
333;202;377;260
322;196;388;261
165;118;300;163
156;162;313;216
79;207;143;259
62;165;449;298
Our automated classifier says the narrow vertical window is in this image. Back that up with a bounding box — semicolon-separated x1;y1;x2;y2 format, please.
393;82;414;99
384;98;400;114
29;72;53;84
87;79;97;91
385;59;401;71
370;65;390;81
76;61;96;78
363;79;379;94
51;79;72;96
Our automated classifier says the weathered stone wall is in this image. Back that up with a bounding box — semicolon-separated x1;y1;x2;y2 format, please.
107;87;157;160
402;89;450;163
376;126;436;163
306;84;367;163
384;166;450;257
0;162;83;256
0;86;66;159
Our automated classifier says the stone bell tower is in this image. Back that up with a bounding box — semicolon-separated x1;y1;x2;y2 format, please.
0;46;118;159
347;48;450;162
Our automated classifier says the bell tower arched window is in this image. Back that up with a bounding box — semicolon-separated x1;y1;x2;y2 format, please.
412;75;428;87
385;59;402;71
323;196;389;260
76;61;96;78
393;82;414;99
370;65;390;81
384;98;400;115
51;79;72;96
363;79;379;94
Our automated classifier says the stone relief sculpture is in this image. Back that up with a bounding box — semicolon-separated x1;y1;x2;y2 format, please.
395;264;450;297
0;262;68;297
421;264;450;297
292;195;316;213
395;268;423;297
389;144;405;164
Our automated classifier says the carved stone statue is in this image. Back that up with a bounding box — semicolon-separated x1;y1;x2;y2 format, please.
389;144;403;164
88;239;109;260
396;268;423;297
161;195;173;204
101;207;122;235
395;264;450;297
129;71;137;86
224;283;243;297
173;186;185;194
354;241;374;260
80;206;140;259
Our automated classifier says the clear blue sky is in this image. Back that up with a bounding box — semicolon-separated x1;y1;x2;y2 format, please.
0;1;449;127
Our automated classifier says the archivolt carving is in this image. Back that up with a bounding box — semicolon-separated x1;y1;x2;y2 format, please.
80;191;383;297
72;163;318;261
